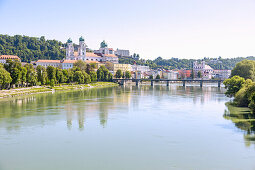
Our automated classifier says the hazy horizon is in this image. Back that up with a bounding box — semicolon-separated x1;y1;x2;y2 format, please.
0;0;254;59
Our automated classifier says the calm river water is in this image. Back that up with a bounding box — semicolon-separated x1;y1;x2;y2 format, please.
0;84;255;170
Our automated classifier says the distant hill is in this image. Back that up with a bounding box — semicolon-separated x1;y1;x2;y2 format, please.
0;34;65;62
0;34;254;70
119;56;255;70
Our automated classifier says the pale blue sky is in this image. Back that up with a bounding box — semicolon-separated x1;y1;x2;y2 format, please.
0;0;254;59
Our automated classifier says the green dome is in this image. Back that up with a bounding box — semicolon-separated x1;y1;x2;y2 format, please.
79;36;84;42
100;40;108;48
67;38;72;43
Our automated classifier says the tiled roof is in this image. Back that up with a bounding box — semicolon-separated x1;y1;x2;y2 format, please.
86;52;101;57
0;55;20;60
37;60;61;63
62;60;77;63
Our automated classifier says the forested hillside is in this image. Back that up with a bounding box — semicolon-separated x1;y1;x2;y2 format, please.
0;34;255;70
119;56;255;70
0;34;65;62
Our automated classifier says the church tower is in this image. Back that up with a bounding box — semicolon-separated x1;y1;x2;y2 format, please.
66;38;74;60
78;36;86;57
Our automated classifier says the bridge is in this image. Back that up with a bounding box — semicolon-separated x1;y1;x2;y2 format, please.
112;79;224;87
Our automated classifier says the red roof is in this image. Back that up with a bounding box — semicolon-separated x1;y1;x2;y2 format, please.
37;60;61;63
0;55;20;60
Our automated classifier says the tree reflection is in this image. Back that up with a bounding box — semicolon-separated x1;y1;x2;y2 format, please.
224;102;255;146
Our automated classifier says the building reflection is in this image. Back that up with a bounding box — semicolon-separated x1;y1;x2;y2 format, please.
0;84;225;131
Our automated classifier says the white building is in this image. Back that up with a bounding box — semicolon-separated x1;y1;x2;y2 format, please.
66;38;118;63
131;65;150;73
36;60;62;68
162;70;178;80
94;40;119;63
61;60;76;69
193;61;214;79
213;70;231;80
115;49;130;57
0;55;21;64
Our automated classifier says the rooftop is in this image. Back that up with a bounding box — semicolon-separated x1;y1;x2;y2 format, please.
0;55;20;60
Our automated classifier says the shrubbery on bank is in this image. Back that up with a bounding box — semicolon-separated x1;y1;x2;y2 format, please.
0;59;113;89
224;60;255;113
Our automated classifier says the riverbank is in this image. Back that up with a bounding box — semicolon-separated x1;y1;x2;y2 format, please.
0;82;118;99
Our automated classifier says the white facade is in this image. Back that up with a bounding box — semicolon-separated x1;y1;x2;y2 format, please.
213;70;231;80
66;38;118;63
162;71;178;80
115;49;130;57
193;61;214;79
36;60;62;68
131;65;150;73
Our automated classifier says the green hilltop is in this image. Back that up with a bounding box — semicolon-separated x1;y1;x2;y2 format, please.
0;34;255;70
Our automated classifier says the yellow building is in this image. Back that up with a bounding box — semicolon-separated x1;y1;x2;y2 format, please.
113;64;132;74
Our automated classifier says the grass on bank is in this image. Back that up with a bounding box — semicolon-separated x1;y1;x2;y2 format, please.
0;82;118;98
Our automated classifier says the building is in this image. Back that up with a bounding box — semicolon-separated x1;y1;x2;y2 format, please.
66;37;118;63
36;60;62;68
193;61;213;79
94;40;119;63
36;59;99;70
213;70;231;80
131;65;150;73
0;55;21;64
62;60;76;69
178;69;192;79
115;49;130;57
113;64;132;75
162;70;178;79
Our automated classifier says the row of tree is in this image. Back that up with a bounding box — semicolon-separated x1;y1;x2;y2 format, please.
0;60;113;89
224;60;255;113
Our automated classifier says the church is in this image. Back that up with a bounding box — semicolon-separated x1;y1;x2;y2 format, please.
66;37;118;63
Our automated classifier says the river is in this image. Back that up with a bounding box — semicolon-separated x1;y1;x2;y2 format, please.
0;84;255;170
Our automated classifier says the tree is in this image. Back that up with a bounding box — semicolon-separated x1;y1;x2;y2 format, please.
74;71;84;84
0;66;12;89
46;66;56;84
197;71;202;78
90;71;97;82
74;60;87;71
56;68;64;84
223;75;245;97
4;59;22;86
115;69;123;78
125;71;131;79
82;71;91;84
156;74;160;79
24;64;37;86
149;75;153;79
231;60;255;81
191;69;195;79
20;67;27;86
36;65;47;85
97;66;112;81
85;64;93;74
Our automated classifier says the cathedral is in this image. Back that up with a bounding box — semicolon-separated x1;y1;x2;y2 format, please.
66;37;118;63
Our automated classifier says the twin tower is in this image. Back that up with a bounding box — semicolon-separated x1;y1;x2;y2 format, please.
66;37;86;59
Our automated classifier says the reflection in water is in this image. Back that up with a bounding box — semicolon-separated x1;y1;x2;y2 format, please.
0;85;224;132
2;85;255;170
224;103;255;147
